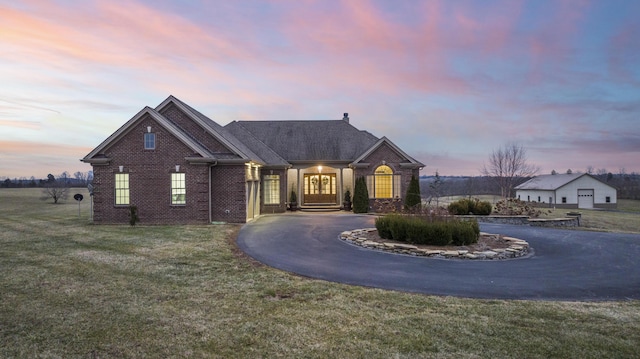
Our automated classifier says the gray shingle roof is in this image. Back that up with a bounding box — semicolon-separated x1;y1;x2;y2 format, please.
84;95;423;169
160;96;266;163
224;122;289;166
225;120;379;162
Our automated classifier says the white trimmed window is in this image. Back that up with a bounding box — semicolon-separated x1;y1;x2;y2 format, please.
171;173;186;205
366;165;401;199
144;133;155;150
115;173;130;205
263;175;280;205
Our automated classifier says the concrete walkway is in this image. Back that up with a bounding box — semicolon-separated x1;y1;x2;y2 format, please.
236;213;640;301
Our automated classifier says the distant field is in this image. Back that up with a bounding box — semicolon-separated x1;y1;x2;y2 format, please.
1;188;639;358
430;195;640;233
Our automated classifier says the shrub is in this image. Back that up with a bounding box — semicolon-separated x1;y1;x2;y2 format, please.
448;200;468;215
375;215;393;239
353;176;369;213
448;198;492;215
474;201;493;215
375;214;478;246
451;220;480;245
388;215;409;241
128;205;140;226
404;175;421;210
289;186;297;203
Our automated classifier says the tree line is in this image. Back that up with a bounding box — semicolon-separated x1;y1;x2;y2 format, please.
0;171;93;189
421;171;640;200
421;143;640;201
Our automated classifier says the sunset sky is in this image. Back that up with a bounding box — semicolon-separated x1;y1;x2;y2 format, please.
1;0;639;179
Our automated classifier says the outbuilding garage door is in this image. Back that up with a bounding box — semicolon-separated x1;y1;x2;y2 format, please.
578;189;594;209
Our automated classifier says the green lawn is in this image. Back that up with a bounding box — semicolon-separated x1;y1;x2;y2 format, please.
1;188;640;358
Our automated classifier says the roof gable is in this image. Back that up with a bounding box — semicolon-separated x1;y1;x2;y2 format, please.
81;107;214;164
352;137;425;168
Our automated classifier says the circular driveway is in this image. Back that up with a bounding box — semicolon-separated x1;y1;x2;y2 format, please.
236;213;640;301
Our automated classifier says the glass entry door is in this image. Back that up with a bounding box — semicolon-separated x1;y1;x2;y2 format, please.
303;173;337;204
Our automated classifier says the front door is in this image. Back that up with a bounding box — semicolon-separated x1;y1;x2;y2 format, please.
303;173;337;205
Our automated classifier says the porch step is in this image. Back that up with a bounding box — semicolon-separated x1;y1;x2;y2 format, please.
299;207;341;212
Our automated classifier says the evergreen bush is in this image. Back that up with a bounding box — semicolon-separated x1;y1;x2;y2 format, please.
375;214;478;246
404;175;421;210
128;205;140;226
353;176;369;213
375;215;393;239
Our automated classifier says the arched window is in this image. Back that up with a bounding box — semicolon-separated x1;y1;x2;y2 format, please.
374;165;393;198
365;165;402;199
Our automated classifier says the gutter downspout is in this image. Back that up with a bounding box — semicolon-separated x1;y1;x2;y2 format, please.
209;160;217;223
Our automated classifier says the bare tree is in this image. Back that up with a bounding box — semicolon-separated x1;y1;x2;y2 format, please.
74;171;87;185
59;171;70;184
41;173;70;204
429;171;444;207
481;143;539;198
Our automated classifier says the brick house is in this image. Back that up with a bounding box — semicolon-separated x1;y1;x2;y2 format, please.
82;96;424;224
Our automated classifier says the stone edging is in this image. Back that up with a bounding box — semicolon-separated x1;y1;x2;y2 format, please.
340;228;530;260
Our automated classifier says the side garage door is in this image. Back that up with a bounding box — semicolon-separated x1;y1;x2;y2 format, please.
578;189;594;209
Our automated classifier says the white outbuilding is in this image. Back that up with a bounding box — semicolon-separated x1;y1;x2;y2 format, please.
515;173;617;209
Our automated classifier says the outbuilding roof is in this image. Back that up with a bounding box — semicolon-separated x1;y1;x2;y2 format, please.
515;173;612;191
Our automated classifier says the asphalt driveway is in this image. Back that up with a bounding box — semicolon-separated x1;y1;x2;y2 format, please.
236;213;640;301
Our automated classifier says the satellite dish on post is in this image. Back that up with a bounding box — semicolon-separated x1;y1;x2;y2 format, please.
74;193;83;217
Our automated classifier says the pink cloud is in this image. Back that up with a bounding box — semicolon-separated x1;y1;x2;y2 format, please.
0;1;245;82
0;120;41;131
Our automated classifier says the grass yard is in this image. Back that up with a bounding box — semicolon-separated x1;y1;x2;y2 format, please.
1;188;640;358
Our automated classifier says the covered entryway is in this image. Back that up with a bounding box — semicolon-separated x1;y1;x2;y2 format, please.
578;189;594;209
303;173;337;205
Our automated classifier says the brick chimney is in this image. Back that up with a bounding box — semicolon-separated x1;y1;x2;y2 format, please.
342;112;349;123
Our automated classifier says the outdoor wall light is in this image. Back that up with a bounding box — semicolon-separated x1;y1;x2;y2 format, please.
318;165;323;173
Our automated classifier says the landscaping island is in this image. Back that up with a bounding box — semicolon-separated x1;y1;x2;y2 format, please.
340;228;530;260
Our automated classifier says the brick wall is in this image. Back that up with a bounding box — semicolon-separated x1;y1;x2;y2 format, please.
210;165;247;223
160;103;233;155
91;114;210;224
